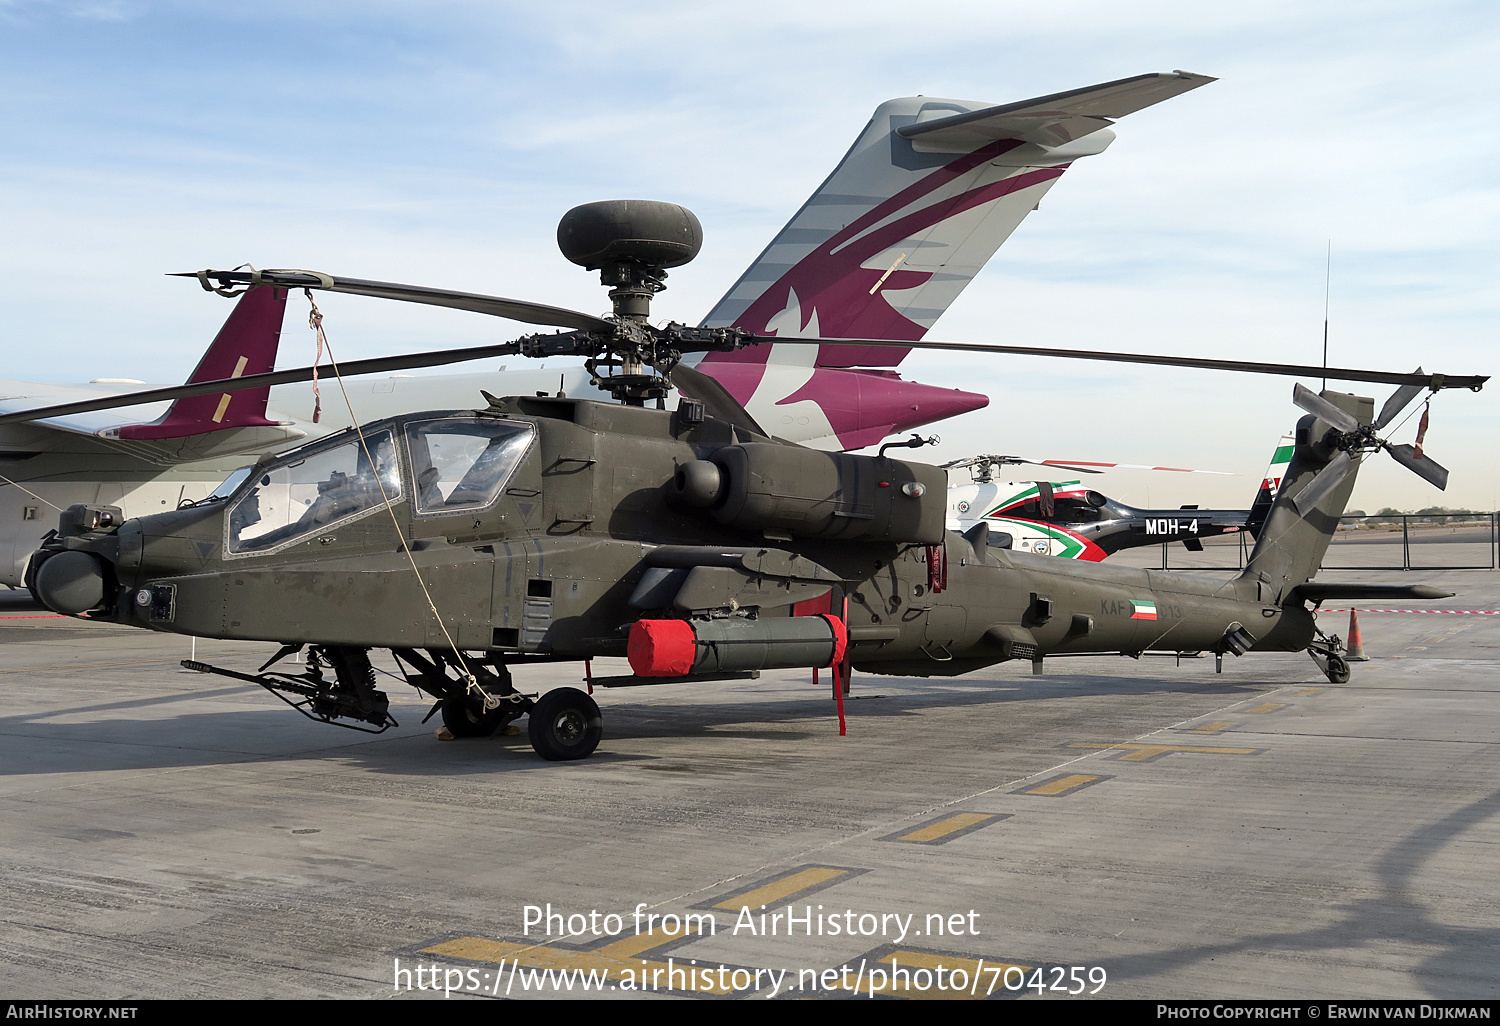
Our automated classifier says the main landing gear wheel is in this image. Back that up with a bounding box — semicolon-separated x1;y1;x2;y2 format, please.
1323;653;1351;684
441;696;507;738
527;687;602;761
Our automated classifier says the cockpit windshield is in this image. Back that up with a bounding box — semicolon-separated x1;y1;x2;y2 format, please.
208;466;253;503
227;431;401;553
405;417;535;515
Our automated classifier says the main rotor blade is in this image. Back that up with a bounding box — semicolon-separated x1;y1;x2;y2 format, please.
0;343;525;427
1289;451;1355;516
1375;372;1426;430
1006;458;1105;475
942;454;1231;476
737;335;1487;391
942;455;1101;474
176;269;614;333
667;363;768;438
1031;459;1234;475
1385;442;1450;491
1292;382;1363;433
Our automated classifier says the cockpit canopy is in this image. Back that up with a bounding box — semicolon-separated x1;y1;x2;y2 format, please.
225;415;535;555
405;416;535;515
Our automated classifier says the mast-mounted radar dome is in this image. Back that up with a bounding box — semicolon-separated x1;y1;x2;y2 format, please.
557;200;703;323
557;200;702;272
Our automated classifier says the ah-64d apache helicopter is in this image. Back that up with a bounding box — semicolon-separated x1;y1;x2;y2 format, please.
13;201;1483;761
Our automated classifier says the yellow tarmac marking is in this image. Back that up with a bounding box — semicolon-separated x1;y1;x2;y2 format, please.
1067;742;1260;763
423;930;735;995
1246;703;1286;714
591;929;690;960
712;866;849;910
895;813;1001;844
1024;773;1103;796
1291;688;1324;697
1186;721;1238;735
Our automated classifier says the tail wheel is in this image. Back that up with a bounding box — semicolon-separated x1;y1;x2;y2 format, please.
527;687;602;761
1324;653;1351;684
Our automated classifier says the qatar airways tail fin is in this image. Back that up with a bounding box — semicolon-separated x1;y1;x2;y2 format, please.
695;72;1214;450
115;285;289;441
702;71;1215;354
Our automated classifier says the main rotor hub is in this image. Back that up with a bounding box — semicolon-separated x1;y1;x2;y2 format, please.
554;200;705;404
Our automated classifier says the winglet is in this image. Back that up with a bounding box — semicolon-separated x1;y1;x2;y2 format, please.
112;286;288;441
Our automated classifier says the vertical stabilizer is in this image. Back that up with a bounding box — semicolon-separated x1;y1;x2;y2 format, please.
701;72;1214;355
115;286;288;440
694;72;1213;450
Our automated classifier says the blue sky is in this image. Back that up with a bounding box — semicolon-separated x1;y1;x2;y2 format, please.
1;1;1496;510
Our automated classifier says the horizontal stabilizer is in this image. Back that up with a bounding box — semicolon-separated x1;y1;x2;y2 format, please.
1291;583;1455;603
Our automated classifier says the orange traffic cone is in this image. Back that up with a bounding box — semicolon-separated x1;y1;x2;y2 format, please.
1345;609;1369;662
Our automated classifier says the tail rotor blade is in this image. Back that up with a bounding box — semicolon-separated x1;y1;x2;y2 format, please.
1289;451;1355;516
1375;371;1425;430
1292;383;1363;434
1385;442;1450;491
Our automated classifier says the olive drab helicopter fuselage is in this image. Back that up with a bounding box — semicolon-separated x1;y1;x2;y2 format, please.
18;194;1479;761
31;386;1457;761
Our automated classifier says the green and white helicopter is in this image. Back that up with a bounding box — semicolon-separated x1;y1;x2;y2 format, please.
943;439;1295;560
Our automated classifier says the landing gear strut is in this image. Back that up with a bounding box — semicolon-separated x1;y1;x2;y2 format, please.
190;644;607;759
392;649;527;738
391;651;603;758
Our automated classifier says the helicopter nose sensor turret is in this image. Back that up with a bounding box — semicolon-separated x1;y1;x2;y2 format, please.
34;550;108;614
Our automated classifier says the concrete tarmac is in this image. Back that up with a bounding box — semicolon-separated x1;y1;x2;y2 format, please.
1;570;1497;1001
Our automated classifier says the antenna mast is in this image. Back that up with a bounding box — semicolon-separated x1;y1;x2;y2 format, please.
1321;240;1331;391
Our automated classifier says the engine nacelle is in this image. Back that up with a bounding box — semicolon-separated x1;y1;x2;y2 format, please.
676;444;946;543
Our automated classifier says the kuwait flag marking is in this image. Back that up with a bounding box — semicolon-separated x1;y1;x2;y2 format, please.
1130;600;1158;620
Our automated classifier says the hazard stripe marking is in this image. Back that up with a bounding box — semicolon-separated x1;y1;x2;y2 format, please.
1246;703;1286;714
884;812;1010;845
